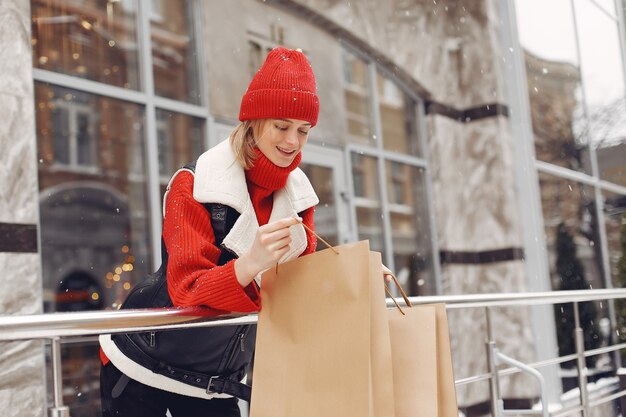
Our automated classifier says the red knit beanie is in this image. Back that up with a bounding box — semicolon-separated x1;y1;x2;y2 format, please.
239;47;319;127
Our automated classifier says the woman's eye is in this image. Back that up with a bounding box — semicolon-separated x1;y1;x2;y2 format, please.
274;124;288;131
298;130;309;135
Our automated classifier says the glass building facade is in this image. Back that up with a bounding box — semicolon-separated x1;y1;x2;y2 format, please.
514;0;626;384
0;0;623;415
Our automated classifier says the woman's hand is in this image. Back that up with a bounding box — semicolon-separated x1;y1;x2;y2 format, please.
234;217;301;287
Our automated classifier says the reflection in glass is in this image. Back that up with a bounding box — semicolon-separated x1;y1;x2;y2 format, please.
539;173;604;290
300;164;339;247
343;49;374;146
36;83;150;417
539;173;608;368
525;52;588;172
377;73;421;157
151;0;201;104
386;162;434;295
51;106;70;165
48;96;98;169
574;1;625;112
594;126;626;188
607;189;626;371
603;190;626;288
515;0;590;174
35;82;150;314
351;153;384;255
31;0;140;90
156;109;204;199
573;1;626;188
515;0;578;65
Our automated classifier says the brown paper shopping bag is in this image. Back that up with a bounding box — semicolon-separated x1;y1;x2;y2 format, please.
369;251;396;417
387;277;458;417
250;240;394;417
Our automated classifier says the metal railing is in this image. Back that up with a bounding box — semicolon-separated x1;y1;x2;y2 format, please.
2;288;626;417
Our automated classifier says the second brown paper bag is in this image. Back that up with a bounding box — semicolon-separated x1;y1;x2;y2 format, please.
388;302;458;417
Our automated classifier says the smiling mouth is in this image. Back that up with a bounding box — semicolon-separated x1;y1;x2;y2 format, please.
276;146;297;156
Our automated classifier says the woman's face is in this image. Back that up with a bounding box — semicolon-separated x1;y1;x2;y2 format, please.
254;119;311;167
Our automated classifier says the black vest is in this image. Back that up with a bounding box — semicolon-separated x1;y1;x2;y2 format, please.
110;162;256;401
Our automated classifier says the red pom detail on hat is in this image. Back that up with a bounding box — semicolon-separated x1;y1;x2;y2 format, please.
239;47;320;127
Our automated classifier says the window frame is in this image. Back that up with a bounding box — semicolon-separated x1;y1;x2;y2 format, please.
33;0;211;272
49;97;99;173
341;43;442;294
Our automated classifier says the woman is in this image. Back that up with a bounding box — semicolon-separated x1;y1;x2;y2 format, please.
99;46;320;417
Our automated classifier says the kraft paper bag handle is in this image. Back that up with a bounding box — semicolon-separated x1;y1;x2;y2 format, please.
384;273;413;315
290;221;406;315
300;221;338;254
385;285;406;315
275;218;339;274
296;223;411;316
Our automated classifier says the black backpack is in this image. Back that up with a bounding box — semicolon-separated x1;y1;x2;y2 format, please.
110;162;256;401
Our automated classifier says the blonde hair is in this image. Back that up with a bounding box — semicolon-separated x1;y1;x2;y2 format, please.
229;120;265;169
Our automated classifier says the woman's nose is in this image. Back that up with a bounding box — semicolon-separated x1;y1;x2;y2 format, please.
284;129;298;146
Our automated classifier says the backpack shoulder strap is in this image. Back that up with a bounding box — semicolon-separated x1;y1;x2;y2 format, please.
182;160;197;172
163;160;233;251
162;162;197;218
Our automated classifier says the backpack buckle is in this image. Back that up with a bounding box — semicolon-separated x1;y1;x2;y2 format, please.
207;376;222;394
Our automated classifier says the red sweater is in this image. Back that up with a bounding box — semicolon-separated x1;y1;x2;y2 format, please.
162;150;316;313
101;151;316;365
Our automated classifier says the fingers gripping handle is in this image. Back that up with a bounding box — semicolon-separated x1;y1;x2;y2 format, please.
275;217;339;274
384;272;412;315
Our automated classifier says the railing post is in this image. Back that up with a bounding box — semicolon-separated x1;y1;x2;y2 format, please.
49;337;70;417
485;307;501;417
493;349;549;417
573;302;589;417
